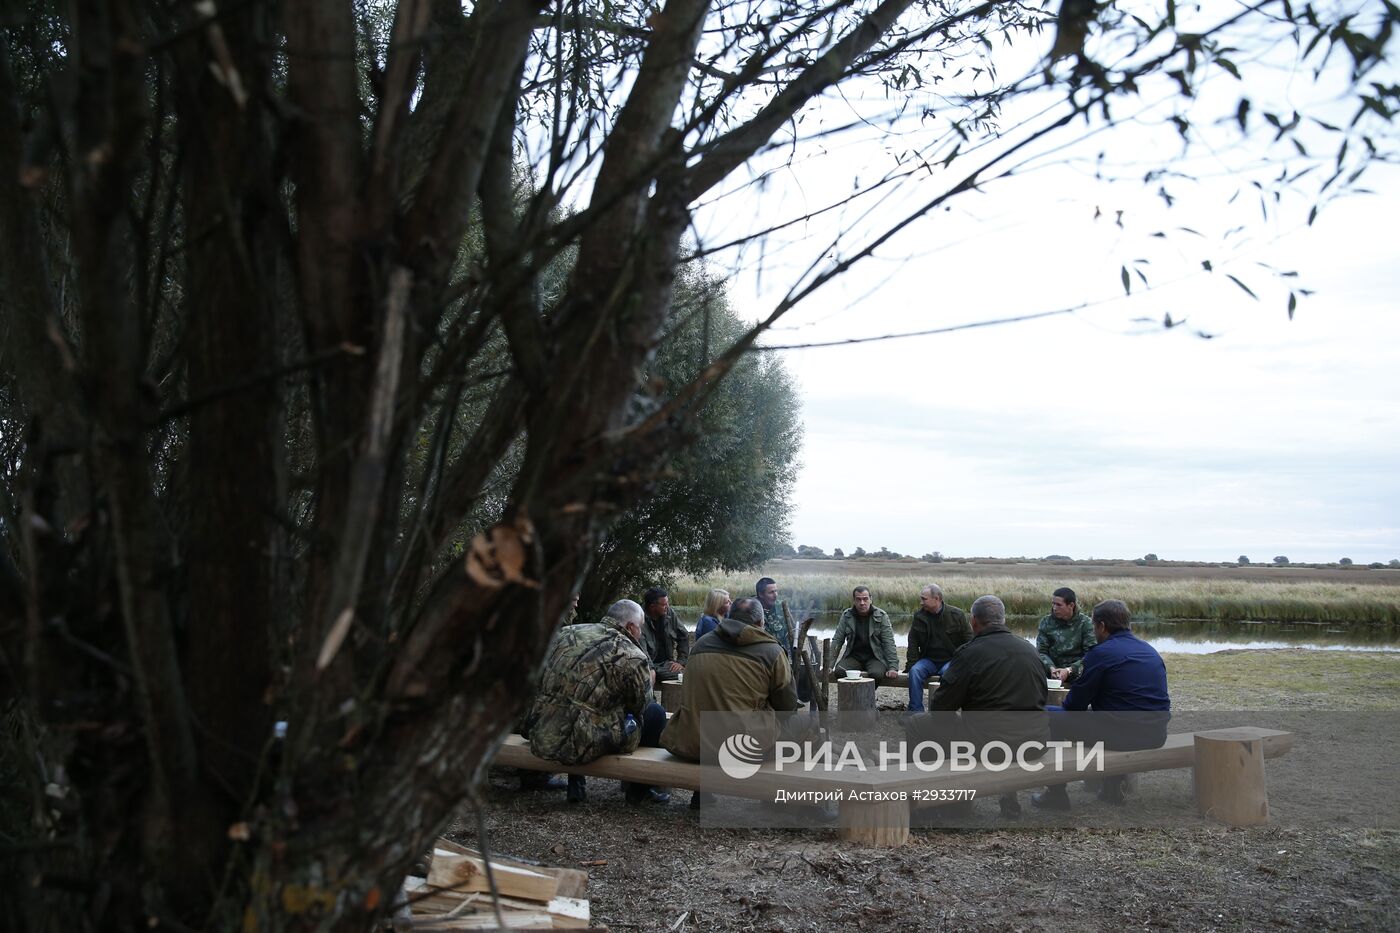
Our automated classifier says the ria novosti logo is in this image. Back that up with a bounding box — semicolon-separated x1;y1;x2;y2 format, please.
716;733;1106;779
717;733;766;779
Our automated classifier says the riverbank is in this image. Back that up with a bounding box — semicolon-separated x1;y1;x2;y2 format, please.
676;561;1400;624
468;649;1400;931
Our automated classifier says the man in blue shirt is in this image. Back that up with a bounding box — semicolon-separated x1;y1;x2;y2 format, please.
1033;599;1170;810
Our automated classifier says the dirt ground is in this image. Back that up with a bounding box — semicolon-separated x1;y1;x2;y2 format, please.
458;650;1400;932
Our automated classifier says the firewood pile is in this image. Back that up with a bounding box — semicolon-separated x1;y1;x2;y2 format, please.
395;836;601;930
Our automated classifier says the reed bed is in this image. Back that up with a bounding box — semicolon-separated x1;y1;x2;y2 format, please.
673;572;1400;624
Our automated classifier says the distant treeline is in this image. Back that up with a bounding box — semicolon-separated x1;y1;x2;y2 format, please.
673;573;1400;625
776;548;1400;571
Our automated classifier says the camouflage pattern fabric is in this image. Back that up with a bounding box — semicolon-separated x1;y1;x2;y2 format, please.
761;598;794;654
521;615;651;764
1036;610;1097;677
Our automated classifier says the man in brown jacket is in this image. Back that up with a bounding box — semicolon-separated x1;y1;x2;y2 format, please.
661;597;801;809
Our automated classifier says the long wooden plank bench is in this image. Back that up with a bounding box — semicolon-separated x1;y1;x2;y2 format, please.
496;726;1293;847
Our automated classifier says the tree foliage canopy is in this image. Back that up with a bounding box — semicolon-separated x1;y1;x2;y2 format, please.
0;0;1395;930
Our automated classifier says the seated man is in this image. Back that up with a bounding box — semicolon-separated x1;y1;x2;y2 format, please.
1034;599;1171;810
831;586;899;679
662;597;801;809
755;576;795;654
908;595;1049;819
1037;586;1096;683
640;587;690;683
905;583;972;712
521;599;670;805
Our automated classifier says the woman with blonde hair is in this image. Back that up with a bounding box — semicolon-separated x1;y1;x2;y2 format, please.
694;588;731;639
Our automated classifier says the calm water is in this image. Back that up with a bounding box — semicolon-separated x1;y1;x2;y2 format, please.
676;609;1400;655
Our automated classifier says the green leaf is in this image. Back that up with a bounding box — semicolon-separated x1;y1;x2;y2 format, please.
1226;274;1259;300
1287;292;1297;320
1201;259;1213;272
1217;57;1242;80
1121;266;1131;295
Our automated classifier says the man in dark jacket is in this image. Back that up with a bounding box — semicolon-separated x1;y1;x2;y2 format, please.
905;584;973;712
909;594;1048;818
1033;599;1171;810
640;587;690;683
1037;586;1096;682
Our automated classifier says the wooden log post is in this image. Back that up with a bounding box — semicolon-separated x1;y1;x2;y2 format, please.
838;796;911;847
659;679;685;714
836;677;877;732
1194;728;1270;826
821;637;832;713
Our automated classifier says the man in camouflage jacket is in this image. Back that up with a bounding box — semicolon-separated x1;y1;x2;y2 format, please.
1037;586;1097;682
522;601;655;765
755;576;795;654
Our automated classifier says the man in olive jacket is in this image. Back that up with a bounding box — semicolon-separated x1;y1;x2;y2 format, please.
661;598;800;762
1037;586;1096;682
831;586;899;678
640;587;690;682
905;583;973;712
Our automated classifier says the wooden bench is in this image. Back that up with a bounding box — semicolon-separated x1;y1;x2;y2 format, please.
496;726;1293;847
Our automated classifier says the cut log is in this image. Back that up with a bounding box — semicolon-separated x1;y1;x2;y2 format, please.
836;676;877;733
428;849;559;902
1194;727;1270;826
660;679;684;713
837;795;910;847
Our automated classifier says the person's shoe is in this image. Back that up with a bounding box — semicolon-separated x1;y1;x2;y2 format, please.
999;793;1023;821
518;771;566;791
625;784;671;805
566;774;587;804
1031;786;1072;811
1098;776;1127;806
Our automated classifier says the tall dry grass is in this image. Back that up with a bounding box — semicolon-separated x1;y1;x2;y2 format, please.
673;571;1400;623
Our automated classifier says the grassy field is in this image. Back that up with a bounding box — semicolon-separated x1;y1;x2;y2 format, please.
1163;649;1400;709
676;559;1400;624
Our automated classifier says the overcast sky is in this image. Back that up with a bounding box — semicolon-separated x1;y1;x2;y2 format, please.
692;15;1400;564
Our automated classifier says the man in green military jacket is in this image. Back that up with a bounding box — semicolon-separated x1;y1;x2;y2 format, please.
755;576;795;654
831;586;899;678
521;599;669;804
640;587;690;682
1037;586;1097;683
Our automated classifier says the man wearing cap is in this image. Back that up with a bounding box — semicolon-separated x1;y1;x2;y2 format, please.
1037;586;1096;683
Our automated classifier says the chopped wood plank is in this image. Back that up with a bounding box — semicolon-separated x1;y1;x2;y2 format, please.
432;839;588;898
428;850;559;903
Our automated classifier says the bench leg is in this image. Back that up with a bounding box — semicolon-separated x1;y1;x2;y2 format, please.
1194;728;1269;826
837;797;910;847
